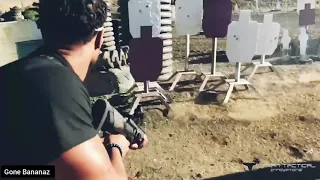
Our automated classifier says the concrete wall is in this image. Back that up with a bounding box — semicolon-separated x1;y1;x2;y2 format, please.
0;20;43;67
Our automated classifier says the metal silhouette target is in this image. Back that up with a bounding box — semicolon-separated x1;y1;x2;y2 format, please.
299;3;316;26
202;0;232;38
129;26;163;82
297;0;316;14
299;27;308;55
174;0;203;36
128;0;161;38
226;10;259;63
256;14;281;56
281;28;291;50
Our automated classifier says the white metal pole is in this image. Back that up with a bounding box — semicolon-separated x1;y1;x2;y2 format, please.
184;34;190;70
261;54;266;64
235;62;241;82
211;38;218;75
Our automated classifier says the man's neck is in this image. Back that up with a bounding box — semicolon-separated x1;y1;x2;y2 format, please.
57;48;91;81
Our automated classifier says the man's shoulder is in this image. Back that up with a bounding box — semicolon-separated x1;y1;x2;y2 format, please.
26;55;89;98
1;54;89;100
17;55;82;85
0;56;95;165
22;55;75;78
2;54;70;77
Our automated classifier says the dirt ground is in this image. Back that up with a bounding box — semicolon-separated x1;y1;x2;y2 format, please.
125;63;320;179
124;12;320;179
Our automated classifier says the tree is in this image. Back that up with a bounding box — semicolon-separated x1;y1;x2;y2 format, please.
23;8;39;21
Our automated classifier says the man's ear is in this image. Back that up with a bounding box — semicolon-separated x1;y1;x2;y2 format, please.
94;31;104;50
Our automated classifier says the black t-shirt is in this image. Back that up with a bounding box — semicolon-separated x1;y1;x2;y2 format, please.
0;48;98;165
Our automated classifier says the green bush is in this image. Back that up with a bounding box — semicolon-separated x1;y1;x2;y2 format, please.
23;9;39;21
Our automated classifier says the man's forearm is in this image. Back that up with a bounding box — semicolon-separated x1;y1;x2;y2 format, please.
101;138;127;179
108;148;127;179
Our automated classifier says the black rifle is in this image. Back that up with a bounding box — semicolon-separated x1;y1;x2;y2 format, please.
92;98;146;146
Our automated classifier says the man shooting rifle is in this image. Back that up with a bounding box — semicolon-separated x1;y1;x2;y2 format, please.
0;0;148;179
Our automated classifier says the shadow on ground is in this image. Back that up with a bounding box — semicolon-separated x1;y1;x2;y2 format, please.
203;161;320;180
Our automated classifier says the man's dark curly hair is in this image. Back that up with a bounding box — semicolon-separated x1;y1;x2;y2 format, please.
38;0;108;46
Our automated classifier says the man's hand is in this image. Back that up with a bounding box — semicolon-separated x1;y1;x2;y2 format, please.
106;134;130;157
104;134;149;156
129;134;149;150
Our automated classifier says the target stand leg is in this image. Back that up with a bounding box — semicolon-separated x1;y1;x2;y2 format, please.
136;82;173;103
247;55;284;81
169;34;197;91
129;92;171;115
169;70;197;91
199;38;227;91
150;81;174;103
199;72;227;91
129;94;142;115
222;79;265;105
129;81;171;116
222;63;265;105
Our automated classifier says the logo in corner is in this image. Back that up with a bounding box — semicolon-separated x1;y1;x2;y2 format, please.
243;162;258;171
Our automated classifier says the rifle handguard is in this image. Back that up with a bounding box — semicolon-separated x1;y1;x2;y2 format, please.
92;98;146;146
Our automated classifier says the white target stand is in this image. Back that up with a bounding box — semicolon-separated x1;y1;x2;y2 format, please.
222;62;264;105
297;1;316;63
247;14;283;81
222;10;265;105
127;81;173;103
129;81;171;115
281;28;291;57
169;34;197;91
247;55;284;81
127;0;172;115
169;0;203;91
199;38;227;91
223;63;250;105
